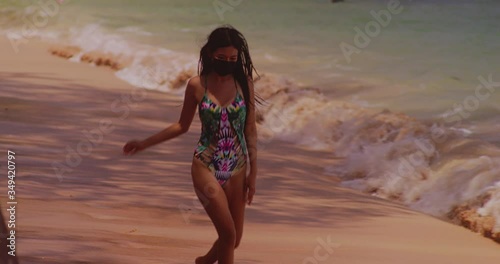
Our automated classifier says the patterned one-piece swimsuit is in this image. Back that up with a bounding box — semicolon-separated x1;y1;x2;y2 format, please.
194;77;247;186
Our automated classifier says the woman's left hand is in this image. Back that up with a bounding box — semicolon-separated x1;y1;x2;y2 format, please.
245;172;256;205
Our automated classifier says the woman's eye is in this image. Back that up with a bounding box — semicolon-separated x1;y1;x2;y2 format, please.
215;56;237;61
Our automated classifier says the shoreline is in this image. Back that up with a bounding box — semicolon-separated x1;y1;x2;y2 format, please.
1;37;499;263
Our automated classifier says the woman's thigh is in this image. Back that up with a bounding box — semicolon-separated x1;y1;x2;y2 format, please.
191;158;235;236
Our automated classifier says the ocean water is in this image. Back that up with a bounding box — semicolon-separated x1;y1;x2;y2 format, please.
1;0;499;234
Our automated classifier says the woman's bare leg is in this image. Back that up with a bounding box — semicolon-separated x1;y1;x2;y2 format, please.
196;239;218;264
192;159;237;264
225;167;247;248
196;166;247;264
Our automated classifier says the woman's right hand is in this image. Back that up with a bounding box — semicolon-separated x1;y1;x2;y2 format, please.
123;140;145;156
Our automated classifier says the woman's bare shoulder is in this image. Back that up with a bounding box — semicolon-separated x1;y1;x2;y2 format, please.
187;75;202;87
186;75;206;102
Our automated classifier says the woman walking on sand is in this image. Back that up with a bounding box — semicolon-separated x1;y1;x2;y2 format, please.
122;25;258;264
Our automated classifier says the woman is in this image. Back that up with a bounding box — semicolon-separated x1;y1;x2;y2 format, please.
122;25;258;264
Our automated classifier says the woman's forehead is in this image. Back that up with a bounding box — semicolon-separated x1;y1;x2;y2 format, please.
213;46;238;57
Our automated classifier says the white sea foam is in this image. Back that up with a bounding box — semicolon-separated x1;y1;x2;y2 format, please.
59;24;198;93
253;73;500;232
478;181;500;232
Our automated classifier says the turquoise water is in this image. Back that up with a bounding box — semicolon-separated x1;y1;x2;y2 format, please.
1;0;499;119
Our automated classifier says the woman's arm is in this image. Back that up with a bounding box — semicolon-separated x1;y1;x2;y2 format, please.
245;78;258;176
139;77;199;149
244;78;258;205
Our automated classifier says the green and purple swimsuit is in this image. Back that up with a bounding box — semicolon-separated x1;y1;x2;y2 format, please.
194;77;247;186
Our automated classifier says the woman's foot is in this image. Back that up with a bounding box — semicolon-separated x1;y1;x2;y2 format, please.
195;256;206;264
196;255;217;264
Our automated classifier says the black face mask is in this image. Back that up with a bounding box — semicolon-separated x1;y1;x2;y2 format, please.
212;58;237;76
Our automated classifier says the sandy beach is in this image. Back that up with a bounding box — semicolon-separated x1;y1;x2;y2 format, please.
1;37;500;264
